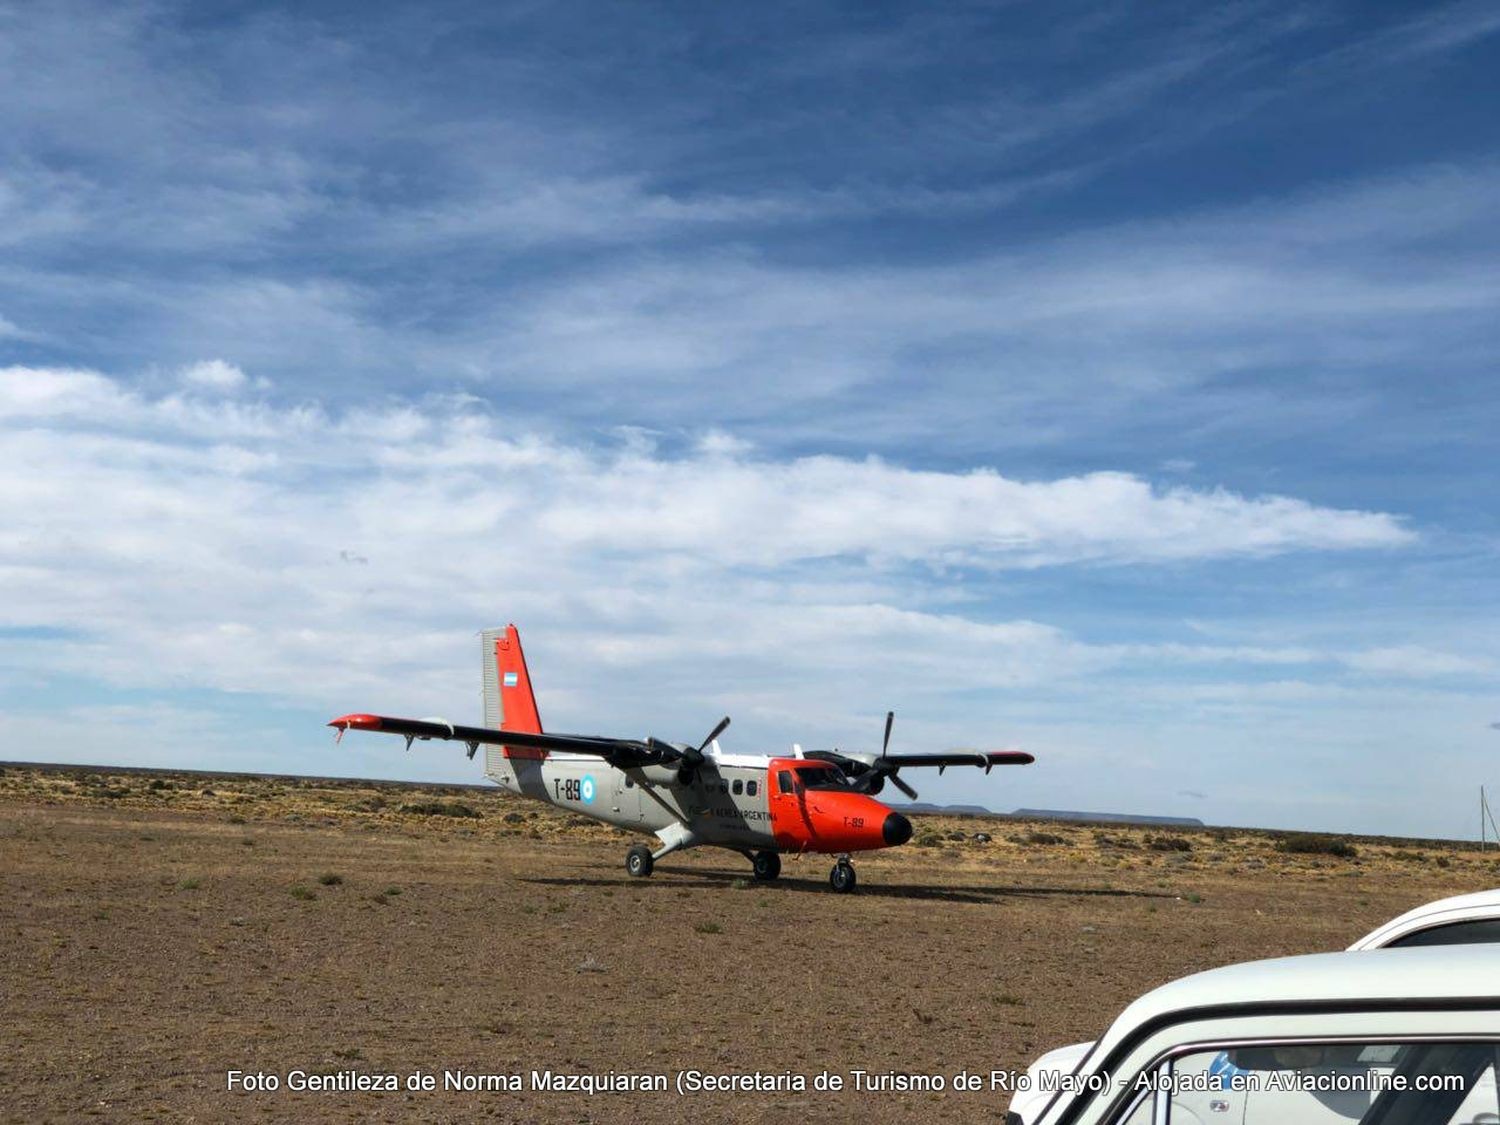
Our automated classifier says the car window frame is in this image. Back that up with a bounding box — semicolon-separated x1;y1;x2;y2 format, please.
1055;1007;1500;1125
1090;1033;1500;1125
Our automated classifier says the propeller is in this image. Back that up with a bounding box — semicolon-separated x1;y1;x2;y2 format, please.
673;715;730;785
846;711;918;800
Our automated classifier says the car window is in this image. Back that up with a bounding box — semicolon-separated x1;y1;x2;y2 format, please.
1385;917;1500;948
1106;1041;1500;1125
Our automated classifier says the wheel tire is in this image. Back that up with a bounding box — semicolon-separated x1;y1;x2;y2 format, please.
829;861;857;893
752;851;781;881
626;845;654;878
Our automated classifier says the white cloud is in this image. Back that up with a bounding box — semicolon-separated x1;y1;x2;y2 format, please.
1346;645;1495;679
178;358;248;392
0;365;1425;718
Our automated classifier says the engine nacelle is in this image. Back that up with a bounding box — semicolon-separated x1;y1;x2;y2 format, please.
636;764;682;788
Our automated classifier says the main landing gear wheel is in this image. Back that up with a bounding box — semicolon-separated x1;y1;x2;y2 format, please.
752;851;781;881
625;845;654;878
829;860;857;893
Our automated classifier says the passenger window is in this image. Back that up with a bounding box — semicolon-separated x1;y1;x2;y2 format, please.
718;780;728;794
732;780;743;795
746;780;758;797
777;771;794;795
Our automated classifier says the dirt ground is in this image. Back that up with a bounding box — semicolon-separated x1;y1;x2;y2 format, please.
3;764;1497;1124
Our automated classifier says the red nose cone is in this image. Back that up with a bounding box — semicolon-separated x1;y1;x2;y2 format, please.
770;788;903;854
883;811;913;846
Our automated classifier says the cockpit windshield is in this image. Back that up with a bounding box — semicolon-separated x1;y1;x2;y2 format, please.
795;765;848;790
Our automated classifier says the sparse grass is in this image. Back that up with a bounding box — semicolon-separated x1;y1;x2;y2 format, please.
694;921;722;934
1186;892;1204;904
995;993;1024;1006
317;873;343;886
227;814;246;825
730;878;749;890
1278;833;1358;859
399;801;480;819
176;877;201;891
383;886;402;896
289;885;316;901
1022;831;1068;846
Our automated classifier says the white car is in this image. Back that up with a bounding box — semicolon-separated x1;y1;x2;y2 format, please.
1008;888;1500;1125
1009;944;1500;1125
1346;888;1500;951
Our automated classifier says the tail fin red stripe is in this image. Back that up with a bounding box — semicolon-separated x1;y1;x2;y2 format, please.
495;624;544;756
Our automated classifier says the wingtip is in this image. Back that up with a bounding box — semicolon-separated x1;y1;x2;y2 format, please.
328;713;382;731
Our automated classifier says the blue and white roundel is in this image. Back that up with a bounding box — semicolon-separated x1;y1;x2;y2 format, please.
580;775;596;804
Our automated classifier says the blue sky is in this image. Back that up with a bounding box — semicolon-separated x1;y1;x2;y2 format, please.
2;1;1497;838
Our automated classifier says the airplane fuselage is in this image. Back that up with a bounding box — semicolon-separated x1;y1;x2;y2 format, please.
484;742;910;856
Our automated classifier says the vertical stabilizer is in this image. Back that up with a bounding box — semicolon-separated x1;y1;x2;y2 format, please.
480;624;543;734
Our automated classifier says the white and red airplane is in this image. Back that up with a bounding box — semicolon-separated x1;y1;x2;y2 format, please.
331;625;1034;892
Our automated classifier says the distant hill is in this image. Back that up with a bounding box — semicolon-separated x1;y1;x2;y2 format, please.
895;802;995;817
1009;807;1205;827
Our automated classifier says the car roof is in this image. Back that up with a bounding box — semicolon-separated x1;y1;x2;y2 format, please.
1093;946;1500;1061
1350;886;1500;950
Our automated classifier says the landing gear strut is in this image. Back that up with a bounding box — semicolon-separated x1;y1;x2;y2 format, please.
751;850;781;881
625;844;654;878
829;855;857;893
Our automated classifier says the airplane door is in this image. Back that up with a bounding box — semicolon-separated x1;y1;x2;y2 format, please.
612;772;644;824
767;761;810;851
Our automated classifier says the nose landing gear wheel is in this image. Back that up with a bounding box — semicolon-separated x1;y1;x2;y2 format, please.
751;851;781;881
625;844;654;878
829;860;857;893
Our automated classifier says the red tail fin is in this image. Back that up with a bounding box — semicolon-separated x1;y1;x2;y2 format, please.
487;624;542;734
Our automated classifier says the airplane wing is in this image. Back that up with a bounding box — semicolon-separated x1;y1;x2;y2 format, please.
881;750;1035;768
329;712;667;768
802;746;1033;801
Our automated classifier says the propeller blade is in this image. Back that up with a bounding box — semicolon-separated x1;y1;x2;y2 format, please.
698;715;731;754
891;772;918;800
882;710;894;756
